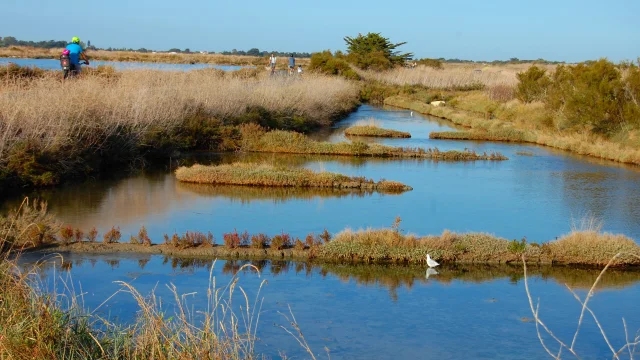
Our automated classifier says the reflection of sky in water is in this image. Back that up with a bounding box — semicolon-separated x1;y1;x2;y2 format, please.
3;105;640;243
19;253;640;359
0;57;250;71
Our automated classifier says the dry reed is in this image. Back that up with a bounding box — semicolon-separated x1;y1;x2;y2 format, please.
357;64;526;89
0;68;358;161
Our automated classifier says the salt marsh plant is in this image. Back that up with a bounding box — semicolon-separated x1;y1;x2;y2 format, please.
239;125;507;160
175;162;413;191
345;119;411;138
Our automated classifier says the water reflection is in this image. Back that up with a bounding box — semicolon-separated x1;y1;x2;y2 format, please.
177;183;399;203
27;255;640;300
0;57;250;72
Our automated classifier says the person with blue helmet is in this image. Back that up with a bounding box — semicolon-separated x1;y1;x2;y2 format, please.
65;36;89;75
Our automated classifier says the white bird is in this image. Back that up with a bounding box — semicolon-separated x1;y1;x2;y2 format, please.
410;111;413;117
425;267;439;279
426;254;440;268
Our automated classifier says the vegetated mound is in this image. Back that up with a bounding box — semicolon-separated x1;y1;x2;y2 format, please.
321;228;640;266
175;163;413;191
345;125;411;138
429;129;528;142
239;124;507;161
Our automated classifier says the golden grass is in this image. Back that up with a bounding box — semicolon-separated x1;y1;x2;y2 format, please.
429;129;527;142
175;162;413;191
0;68;358;161
344;120;411;138
240;124;507;160
321;228;640;266
0;46;311;67
385;94;640;166
549;231;640;266
356;63;541;89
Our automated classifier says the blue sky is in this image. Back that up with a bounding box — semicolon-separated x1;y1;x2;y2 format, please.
3;0;639;62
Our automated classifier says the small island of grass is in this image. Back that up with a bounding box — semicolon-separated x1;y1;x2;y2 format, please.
345;125;411;138
175;163;412;192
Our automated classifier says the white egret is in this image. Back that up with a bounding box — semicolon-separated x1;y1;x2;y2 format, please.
426;254;439;268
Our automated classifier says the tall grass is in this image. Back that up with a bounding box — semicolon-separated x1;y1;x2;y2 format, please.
175;162;412;191
0;69;358;158
0;67;359;189
0;251;270;358
356;64;529;89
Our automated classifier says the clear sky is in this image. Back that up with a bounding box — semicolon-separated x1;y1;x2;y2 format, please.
3;0;639;62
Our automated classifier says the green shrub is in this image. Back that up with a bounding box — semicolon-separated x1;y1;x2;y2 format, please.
546;59;629;135
507;238;527;254
516;66;551;103
309;50;360;80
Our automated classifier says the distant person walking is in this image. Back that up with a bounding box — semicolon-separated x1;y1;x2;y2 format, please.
65;36;89;77
269;53;277;75
297;65;303;75
288;54;295;75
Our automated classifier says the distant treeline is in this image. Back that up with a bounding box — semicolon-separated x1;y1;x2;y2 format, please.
0;36;67;49
434;57;566;65
220;48;312;58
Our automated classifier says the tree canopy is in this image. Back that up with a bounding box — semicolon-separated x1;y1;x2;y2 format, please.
343;32;413;70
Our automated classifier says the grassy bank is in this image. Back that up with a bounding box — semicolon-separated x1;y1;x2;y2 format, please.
1;203;634;268
344;119;411;138
385;94;640;165
239;124;506;160
4;200;637;267
175;163;412;191
31;228;640;267
0;45;311;67
429;129;527;142
0;66;359;193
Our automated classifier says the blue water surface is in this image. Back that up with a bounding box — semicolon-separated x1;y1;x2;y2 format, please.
0;57;251;71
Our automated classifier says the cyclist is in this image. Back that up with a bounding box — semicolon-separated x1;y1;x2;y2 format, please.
65;36;89;77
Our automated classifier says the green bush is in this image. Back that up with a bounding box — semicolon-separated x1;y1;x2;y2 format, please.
546;59;635;135
309;50;360;80
516;66;551;103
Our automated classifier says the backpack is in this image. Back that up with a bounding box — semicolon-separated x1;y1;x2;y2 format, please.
60;54;71;71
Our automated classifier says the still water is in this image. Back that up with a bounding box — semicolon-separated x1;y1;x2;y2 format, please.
8;105;640;358
0;57;250;71
18;252;640;359
5;105;640;243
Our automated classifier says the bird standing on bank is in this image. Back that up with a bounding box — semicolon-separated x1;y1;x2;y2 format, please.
426;254;439;268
